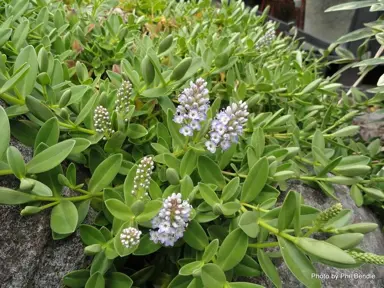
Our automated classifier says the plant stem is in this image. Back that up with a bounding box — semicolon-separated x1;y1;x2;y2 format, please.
361;177;384;183
35;192;103;202
258;219;296;242
59;122;75;130
294;156;321;167
222;170;247;179
299;175;317;181
59;121;95;135
76;126;96;135
0;92;24;105
303;225;319;237
73;187;91;195
322;110;360;134
258;219;279;234
249;241;279;248
241;203;269;213
172;144;191;158
0;169;13;176
39;201;60;210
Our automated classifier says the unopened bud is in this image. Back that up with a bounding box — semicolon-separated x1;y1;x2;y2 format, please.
20;178;35;191
213;203;223;215
21;206;41;216
166;168;180;185
59;90;72;108
131;200;145;216
37;72;51;85
84;244;102;255
59;108;70;121
337;223;378;234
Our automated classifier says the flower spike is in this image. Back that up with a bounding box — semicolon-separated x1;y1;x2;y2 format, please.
150;193;192;247
94;105;114;140
205;101;249;153
173;78;210;136
120;227;142;248
131;156;155;198
115;80;133;122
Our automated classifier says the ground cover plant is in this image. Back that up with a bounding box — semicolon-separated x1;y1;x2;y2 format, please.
0;0;383;287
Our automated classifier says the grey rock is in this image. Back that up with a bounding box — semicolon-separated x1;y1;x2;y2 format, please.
0;171;90;288
304;0;354;43
0;103;89;288
27;231;91;288
353;111;384;142
247;181;384;288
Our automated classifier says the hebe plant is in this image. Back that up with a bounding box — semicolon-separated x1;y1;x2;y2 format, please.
0;0;383;287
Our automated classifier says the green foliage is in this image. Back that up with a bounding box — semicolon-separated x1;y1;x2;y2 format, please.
0;0;383;287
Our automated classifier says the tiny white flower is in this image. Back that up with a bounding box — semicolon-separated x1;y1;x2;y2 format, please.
220;140;231;151
188;109;200;120
180;126;193;136
210;132;221;144
190;120;201;131
205;141;217;153
173;114;184;124
215;123;226;135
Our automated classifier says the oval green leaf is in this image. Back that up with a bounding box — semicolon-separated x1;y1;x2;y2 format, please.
277;191;297;231
183;219;209;251
216;228;248;271
79;225;106;246
88;154;122;194
296;238;356;264
85;272;104;288
0;187;35;204
201;263;226;288
278;237;321;288
198;156;225;190
0;106;10;159
105;272;133;288
6;146;26;179
257;249;282;288
26;140;76;174
50;200;79;234
34;117;59;149
241;157;269;203
238;211;259;238
105;199;133;221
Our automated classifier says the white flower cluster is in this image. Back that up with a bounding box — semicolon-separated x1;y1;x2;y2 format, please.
115;80;132;122
255;28;276;50
131;156;155;198
173;78;210;137
205;101;249;153
93;105;114;140
150;193;192;247
120;227;142;248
